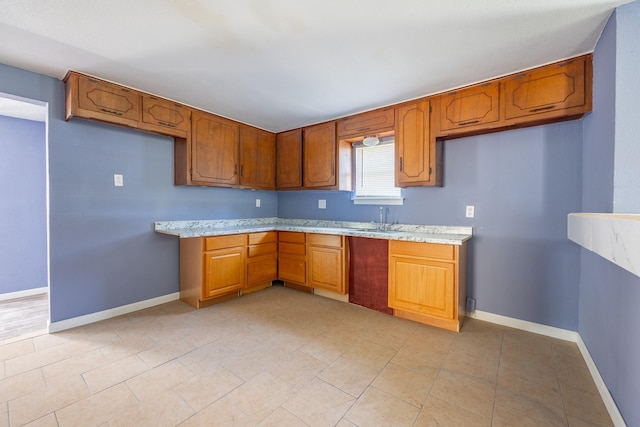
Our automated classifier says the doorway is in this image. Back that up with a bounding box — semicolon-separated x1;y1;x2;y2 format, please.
0;93;49;343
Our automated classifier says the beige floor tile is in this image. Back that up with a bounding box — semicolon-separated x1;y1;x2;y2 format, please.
494;386;568;426
216;326;269;353
392;344;449;375
342;338;397;371
137;339;195;368
178;342;236;376
258;407;307;427
99;334;157;362
0;339;35;362
498;358;564;411
323;321;370;345
4;344;70;377
0;402;7;427
225;371;295;423
0;368;45;403
126;360;194;401
42;348;109;382
173;365;244;412
82;354;149;393
414;395;491;427
108;390;194;427
345;386;420;427
32;329;88;351
220;345;285;381
55;383;138;427
335;419;357;427
282;377;355;426
318;356;379;397
492;402;557;427
8;374;90;426
268;350;327;389
561;382;613;426
372;362;435;407
441;346;500;384
179;396;255;427
299;334;350;364
429;369;496;418
567;414;614;427
22;413;59;427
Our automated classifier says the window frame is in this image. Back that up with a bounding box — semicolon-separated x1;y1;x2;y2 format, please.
351;136;403;205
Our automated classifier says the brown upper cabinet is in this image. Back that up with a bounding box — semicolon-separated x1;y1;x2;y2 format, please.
140;95;190;137
190;111;239;187
439;82;500;135
396;100;441;187
303;122;337;188
336;107;395;139
503;56;590;123
239;125;276;190
276;129;303;189
65;72;141;128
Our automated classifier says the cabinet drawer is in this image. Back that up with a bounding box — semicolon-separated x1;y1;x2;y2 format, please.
248;231;277;245
279;242;306;256
279;232;306;243
307;233;342;248
389;241;454;261
337;107;395;139
204;234;246;251
248;242;277;258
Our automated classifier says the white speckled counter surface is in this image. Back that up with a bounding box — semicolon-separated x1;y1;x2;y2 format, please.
154;217;472;245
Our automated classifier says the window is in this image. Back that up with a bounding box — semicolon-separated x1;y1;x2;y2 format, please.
353;137;403;205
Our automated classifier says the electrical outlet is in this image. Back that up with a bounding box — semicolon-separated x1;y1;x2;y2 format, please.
255;198;261;207
466;297;476;313
318;199;326;209
114;174;123;187
465;205;475;218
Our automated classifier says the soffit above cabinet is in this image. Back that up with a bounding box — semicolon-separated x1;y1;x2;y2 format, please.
0;0;631;132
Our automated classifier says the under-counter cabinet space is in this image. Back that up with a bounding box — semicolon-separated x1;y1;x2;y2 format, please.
502;55;591;123
189;110;240;186
180;234;246;308
388;240;467;331
245;232;277;293
307;234;348;295
64;71;141;128
278;232;307;286
395;100;442;187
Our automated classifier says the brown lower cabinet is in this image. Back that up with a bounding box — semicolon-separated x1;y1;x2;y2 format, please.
388;240;467;332
179;232;277;308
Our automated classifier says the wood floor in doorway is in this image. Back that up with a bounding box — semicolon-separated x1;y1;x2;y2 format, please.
0;293;48;344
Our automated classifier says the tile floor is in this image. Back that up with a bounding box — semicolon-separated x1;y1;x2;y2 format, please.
0;286;613;426
0;294;48;344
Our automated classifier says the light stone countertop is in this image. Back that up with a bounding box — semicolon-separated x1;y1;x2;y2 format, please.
154;217;472;245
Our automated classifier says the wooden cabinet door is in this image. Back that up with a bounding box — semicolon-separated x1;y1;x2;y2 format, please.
191;111;239;186
239;125;276;189
276;129;302;189
141;95;190;136
308;246;344;294
504;57;588;121
336;107;395;139
203;247;245;299
74;73;140;127
396;100;432;185
278;232;306;284
246;232;277;289
303;122;336;188
388;255;455;320
439;82;500;133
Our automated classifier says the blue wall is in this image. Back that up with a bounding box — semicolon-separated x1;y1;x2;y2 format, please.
579;4;640;426
280;121;583;330
0;115;47;294
0;63;278;322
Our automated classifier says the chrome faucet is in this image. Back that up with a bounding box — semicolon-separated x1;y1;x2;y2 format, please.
378;206;386;231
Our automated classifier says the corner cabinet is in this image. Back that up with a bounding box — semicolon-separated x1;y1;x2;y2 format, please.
189;111;239;186
388;240;467;331
395;100;442;187
276;129;303;189
278;232;307;286
246;232;278;293
239;125;276;190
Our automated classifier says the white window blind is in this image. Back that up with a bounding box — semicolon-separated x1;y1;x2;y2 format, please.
354;140;402;202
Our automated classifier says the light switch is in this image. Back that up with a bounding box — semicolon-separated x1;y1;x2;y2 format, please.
114;174;123;187
318;199;326;209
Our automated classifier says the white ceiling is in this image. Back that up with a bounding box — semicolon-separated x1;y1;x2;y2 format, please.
0;0;631;132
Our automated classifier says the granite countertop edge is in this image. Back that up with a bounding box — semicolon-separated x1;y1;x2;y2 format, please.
154;218;472;245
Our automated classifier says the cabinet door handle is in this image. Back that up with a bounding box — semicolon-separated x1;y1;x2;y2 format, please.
529;105;556;113
100;108;123;116
458;120;479;126
234;164;238;175
399;157;403;171
157;121;176;127
357;127;370;132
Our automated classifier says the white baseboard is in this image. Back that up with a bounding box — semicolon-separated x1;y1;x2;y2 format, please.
48;292;180;333
468;310;625;426
576;335;627;427
0;287;48;302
